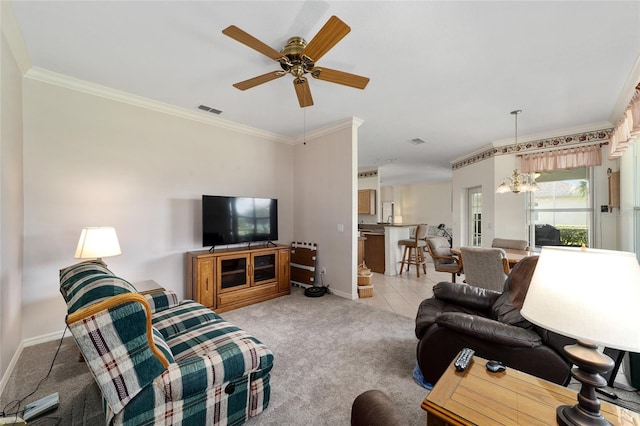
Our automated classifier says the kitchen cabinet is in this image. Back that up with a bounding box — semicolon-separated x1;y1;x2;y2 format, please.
363;233;385;273
358;189;376;214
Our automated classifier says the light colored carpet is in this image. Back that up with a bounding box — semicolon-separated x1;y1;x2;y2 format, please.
0;287;428;425
222;287;428;425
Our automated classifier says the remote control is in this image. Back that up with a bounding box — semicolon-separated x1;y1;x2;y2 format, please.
454;348;475;372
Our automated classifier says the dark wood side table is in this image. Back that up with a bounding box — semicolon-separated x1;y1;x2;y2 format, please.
421;355;639;426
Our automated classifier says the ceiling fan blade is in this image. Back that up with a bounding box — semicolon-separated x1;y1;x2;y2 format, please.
311;67;370;89
233;71;284;91
294;77;314;108
301;15;350;62
222;25;284;61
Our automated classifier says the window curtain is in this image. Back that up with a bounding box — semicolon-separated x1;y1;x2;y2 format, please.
609;88;640;158
520;144;602;173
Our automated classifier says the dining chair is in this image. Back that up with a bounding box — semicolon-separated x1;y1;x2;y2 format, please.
426;237;463;282
398;224;428;277
491;238;530;251
459;247;510;292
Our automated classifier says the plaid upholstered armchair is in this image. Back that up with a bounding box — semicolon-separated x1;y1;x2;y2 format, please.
59;260;273;425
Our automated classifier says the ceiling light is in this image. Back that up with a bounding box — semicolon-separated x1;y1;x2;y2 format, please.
496;110;539;194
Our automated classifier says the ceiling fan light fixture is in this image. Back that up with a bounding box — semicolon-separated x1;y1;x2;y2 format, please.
222;15;369;108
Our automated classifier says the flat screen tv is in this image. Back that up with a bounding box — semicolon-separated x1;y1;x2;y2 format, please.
202;195;278;248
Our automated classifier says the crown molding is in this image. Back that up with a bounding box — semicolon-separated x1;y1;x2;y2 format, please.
292;117;364;145
610;54;640;124
24;67;294;144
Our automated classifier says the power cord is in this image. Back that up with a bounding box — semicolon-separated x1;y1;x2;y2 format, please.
319;270;330;294
0;326;68;420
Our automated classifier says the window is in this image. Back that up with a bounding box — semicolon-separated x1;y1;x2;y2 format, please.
528;167;592;248
468;186;482;246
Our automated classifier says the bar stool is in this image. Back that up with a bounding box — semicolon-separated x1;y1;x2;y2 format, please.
398;224;428;277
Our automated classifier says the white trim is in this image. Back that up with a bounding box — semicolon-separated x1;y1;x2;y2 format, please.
329;286;355;300
0;341;24;397
0;330;69;395
23;328;68;347
24;67;294;145
292;117;364;145
610;54;640;124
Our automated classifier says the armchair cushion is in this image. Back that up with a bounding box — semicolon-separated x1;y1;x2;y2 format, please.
433;282;501;311
490;255;538;327
435;312;542;347
151;300;223;340
142;290;179;314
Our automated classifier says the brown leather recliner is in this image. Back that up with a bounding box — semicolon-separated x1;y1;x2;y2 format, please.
415;256;574;387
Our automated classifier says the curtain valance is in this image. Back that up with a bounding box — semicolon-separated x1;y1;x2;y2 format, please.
609;88;640;159
520;144;602;173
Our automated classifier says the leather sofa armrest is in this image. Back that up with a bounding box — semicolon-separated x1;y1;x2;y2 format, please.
434;282;502;311
436;312;542;348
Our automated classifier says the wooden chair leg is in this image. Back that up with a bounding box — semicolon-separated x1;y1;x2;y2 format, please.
400;245;409;275
420;250;427;275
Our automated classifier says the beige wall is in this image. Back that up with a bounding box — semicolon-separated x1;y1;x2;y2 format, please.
0;22;25;390
388;181;452;228
294;120;360;299
21;76;296;340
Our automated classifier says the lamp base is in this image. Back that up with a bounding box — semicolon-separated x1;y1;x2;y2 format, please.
558;341;615;426
557;404;611;426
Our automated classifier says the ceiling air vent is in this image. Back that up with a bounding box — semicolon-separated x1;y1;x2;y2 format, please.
409;138;427;145
198;105;222;115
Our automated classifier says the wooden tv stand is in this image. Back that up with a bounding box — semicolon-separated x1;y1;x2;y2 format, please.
186;244;290;313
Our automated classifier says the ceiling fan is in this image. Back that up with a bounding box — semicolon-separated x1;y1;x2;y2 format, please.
222;15;370;108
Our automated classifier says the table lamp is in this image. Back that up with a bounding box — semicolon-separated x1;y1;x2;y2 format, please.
520;246;640;426
74;227;121;263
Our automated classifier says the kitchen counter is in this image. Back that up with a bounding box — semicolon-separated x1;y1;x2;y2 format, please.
358;224;414;276
383;225;411;276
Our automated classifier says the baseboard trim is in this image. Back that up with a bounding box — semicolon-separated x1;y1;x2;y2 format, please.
0;340;24;397
23;329;68;348
0;329;69;397
328;287;353;300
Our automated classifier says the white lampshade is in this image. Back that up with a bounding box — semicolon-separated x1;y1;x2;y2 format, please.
74;227;122;260
521;246;640;352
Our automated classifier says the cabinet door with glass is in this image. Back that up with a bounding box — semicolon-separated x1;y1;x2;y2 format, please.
251;252;277;286
217;253;250;293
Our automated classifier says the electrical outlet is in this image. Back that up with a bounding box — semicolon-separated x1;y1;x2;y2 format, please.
321;267;327;274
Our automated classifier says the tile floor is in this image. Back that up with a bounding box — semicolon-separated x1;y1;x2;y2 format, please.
355;262;462;319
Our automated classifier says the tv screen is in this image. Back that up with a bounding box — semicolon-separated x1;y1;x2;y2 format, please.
202;195;278;247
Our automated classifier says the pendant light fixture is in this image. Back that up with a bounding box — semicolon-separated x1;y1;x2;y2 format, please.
496;110;539;194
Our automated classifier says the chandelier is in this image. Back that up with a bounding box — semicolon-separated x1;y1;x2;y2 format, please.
496;110;539;194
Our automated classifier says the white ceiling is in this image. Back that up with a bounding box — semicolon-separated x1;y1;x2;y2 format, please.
11;1;640;186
